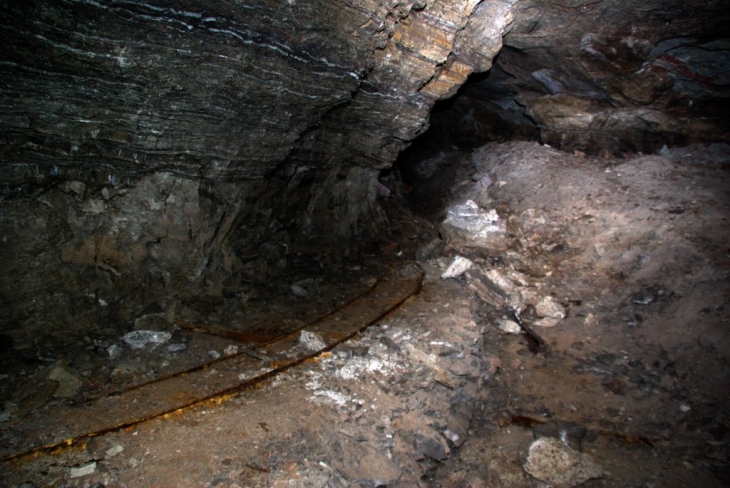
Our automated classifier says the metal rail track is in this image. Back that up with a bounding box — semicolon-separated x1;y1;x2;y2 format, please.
1;265;423;463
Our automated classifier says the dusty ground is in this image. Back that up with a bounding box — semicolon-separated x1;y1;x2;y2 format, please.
1;141;729;487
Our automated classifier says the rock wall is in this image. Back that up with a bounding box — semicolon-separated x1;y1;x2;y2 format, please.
502;0;730;153
425;0;730;153
0;0;514;338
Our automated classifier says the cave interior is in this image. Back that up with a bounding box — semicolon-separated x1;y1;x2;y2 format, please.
1;0;729;486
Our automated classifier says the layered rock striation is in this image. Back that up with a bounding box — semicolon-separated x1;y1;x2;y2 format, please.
0;0;513;338
431;0;730;153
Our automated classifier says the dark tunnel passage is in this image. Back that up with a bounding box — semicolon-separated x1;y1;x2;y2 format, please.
1;0;730;485
391;66;542;218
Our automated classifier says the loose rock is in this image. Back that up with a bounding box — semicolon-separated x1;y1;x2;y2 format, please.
416;426;451;461
523;438;602;487
441;256;473;279
48;366;83;398
69;462;97;478
335;433;401;486
497;319;522;334
300;330;326;351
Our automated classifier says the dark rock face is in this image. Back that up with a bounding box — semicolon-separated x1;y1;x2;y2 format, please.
424;0;730;154
0;0;512;189
0;0;513;337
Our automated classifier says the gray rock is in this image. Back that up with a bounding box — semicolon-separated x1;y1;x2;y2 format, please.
441;256;474;279
300;330;327;351
69;462;96;478
335;434;401;486
48;366;82;398
122;330;172;349
524;438;602;487
498;319;522;334
535;296;565;319
415;426;451;461
443;201;508;253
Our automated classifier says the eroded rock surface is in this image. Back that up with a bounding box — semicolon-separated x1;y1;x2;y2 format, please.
0;0;515;344
418;0;730;154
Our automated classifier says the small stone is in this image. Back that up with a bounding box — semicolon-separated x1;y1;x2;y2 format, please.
48;366;83;398
416;426;450;461
224;345;239;356
447;360;471;377
107;344;122;359
122;330;171;349
70;462;97;478
524;438;602;487
300;330;326;351
441;256;473;279
209;350;221;359
290;284;309;297
533;317;561;328
444;428;463;446
497;319;522;334
168;343;187;353
535;296;566;320
105;444;124;458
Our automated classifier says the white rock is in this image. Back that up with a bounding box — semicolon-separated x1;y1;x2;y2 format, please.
300;330;326;351
70;462;97;478
534;317;562;328
122;330;171;349
535;296;566;319
441;256;473;279
48;366;83;398
105;444;124;458
524;438;602;487
290;284;309;297
497;319;522;334
486;269;515;295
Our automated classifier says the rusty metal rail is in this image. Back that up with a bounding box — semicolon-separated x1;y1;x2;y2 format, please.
1;265;423;463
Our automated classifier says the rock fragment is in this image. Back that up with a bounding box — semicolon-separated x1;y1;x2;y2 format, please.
48;366;83;398
290;284;309;297
524;438;602;487
70;462;97;478
415;426;450;461
300;330;326;351
442;200;507;252
497;319;522;334
335;434;401;486
441;256;473;279
466;270;508;308
534;296;566;327
122;330;171;349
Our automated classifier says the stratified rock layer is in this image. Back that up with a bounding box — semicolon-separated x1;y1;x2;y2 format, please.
423;0;730;153
0;0;513;340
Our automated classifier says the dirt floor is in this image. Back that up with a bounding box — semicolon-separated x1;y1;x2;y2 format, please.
1;141;729;487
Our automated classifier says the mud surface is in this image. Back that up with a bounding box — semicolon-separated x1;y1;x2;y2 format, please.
2;142;729;487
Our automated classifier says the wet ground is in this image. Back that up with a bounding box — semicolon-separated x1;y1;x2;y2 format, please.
1;141;729;487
